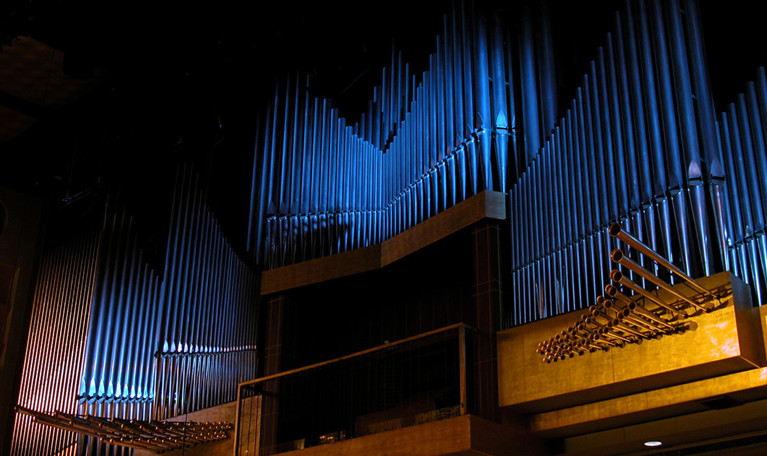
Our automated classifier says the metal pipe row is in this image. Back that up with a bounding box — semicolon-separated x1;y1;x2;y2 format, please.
153;349;257;421
16;405;231;453
78;200;161;407
14;163;259;455
508;0;723;327
12;225;100;456
536;227;706;362
154;163;259;420
715;67;767;306
537;292;691;363
249;1;518;269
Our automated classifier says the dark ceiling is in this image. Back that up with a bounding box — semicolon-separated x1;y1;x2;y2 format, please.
0;0;452;251
0;0;765;255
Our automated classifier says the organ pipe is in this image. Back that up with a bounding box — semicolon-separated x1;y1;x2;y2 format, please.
17;0;767;449
14;163;258;455
505;0;767;326
243;0;767;326
247;1;518;270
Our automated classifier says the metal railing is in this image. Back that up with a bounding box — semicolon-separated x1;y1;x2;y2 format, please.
234;323;489;455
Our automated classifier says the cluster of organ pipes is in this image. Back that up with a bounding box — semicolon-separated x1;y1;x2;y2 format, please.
13;164;258;455
716;67;767;307
15;406;231;454
537;223;723;362
12;0;767;452
244;0;767;331
248;1;518;269
507;0;739;327
12;229;101;456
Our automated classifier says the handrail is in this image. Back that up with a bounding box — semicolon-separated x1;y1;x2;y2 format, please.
234;322;482;455
239;323;470;388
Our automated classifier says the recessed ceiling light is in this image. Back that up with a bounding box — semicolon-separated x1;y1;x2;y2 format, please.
644;441;663;447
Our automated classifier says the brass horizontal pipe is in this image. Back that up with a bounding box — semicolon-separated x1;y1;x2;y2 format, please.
609;223;719;303
597;296;621;318
596;328;630;345
604;294;666;333
611;249;709;312
618;307;660;332
604;284;678;330
610;269;688;318
608;317;646;339
582;316;607;330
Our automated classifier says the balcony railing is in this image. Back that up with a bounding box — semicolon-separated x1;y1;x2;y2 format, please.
234;323;491;455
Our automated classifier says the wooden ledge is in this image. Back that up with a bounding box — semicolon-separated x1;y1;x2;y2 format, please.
272;415;533;456
261;190;506;295
531;366;767;438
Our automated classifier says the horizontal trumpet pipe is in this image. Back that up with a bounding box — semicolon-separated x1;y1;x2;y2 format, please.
590;308;613;325
603;293;662;330
598;295;628;318
609;223;719;301
610;269;688;317
611;249;709;312
605;283;677;330
618;307;665;334
608;316;647;339
582;315;607;329
597;327;631;344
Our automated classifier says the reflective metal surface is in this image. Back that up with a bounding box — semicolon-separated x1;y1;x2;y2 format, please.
12;164;258;455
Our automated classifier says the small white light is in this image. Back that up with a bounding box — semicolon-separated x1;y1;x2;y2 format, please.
644;441;663;447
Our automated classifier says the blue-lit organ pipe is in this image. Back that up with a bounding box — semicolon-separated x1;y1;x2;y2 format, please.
12;228;100;456
15;163;258;455
506;0;735;327
716;71;767;306
248;2;518;270
154;163;258;420
77;199;163;417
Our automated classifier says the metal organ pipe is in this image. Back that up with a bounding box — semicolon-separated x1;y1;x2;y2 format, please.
0;23;688;441
498;0;767;327
14;163;258;455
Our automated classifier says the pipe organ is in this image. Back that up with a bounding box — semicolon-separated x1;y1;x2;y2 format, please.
12;164;258;455
509;0;723;326
248;0;767;330
12;226;100;456
11;0;767;454
507;0;767;327
248;1;519;270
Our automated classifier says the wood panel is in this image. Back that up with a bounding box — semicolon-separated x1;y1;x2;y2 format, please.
497;272;765;413
133;401;240;456
380;190;506;267
261;191;506;295
272;415;529;456
261;245;381;295
532;366;767;438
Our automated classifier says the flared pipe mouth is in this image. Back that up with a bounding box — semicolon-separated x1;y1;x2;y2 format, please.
610;269;623;282
609;223;717;303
